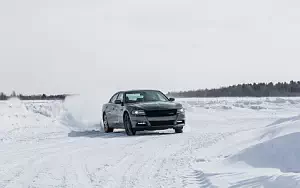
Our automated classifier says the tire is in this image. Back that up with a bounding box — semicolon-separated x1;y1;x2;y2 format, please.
123;113;136;136
174;127;183;133
103;114;114;133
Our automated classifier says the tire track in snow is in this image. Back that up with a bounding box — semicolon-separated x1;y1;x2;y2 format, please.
175;128;263;188
1;130;241;188
151;132;238;188
2;121;251;187
104;132;227;188
64;134;165;188
95;134;165;188
3;145;94;188
1;136;117;188
182;170;217;188
120;139;171;188
1;140;78;184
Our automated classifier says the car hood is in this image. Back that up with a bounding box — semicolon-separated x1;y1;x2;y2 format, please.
128;101;182;111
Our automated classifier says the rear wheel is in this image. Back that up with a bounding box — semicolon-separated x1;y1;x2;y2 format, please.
103;114;114;133
124;113;136;136
174;127;183;133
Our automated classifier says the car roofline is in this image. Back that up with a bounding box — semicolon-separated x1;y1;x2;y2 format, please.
120;89;162;93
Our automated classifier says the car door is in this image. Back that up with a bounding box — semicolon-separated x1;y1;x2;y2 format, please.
114;92;125;128
106;93;119;126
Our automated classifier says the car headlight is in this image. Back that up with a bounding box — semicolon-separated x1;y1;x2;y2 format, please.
177;108;185;114
131;110;146;116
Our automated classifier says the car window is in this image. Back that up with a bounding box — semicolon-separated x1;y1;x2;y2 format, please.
125;93;144;103
116;92;124;102
109;93;119;103
125;91;169;103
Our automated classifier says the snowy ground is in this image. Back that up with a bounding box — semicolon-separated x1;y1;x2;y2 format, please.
1;97;300;188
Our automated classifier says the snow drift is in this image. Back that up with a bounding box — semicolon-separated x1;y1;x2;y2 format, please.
0;97;103;144
228;114;300;173
230;132;300;173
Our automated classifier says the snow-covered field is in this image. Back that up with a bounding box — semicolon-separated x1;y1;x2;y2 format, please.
1;97;300;188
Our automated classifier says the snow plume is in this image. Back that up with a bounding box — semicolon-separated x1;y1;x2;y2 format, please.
62;91;114;132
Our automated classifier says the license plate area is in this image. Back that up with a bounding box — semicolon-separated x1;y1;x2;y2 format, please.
147;115;177;121
149;120;175;126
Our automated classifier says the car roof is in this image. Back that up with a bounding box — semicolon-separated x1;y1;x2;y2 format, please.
119;89;161;93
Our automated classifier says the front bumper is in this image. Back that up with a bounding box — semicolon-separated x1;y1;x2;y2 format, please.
130;113;185;131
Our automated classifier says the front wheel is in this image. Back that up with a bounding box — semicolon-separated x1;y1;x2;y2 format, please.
174;127;183;133
123;113;136;136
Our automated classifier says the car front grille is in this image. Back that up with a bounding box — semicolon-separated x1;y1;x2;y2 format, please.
149;120;175;126
145;109;177;117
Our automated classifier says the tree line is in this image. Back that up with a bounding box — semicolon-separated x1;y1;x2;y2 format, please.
0;91;69;100
167;81;300;98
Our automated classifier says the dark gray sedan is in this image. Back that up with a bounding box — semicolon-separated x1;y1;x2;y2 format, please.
102;90;186;136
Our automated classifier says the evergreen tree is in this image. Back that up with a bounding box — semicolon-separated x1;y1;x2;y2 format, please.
11;91;17;98
168;80;300;98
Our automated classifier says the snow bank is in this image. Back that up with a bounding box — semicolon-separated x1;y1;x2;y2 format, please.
178;97;300;112
187;98;300;187
0;99;69;143
229;132;300;173
225;113;300;174
0;97;104;143
24;100;64;118
267;115;300;127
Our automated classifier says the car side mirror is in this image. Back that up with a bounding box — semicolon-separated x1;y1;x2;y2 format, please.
114;100;122;105
169;98;175;101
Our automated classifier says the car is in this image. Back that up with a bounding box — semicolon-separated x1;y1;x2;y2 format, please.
102;89;186;136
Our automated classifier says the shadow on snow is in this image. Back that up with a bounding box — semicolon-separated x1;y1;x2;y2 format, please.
68;130;176;138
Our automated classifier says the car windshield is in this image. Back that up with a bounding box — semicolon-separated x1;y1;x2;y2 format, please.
125;90;169;103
